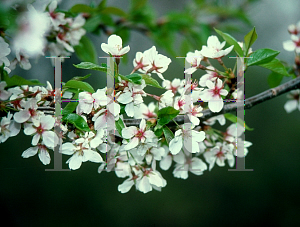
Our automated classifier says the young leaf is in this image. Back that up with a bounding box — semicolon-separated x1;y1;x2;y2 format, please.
115;117;126;139
267;71;284;88
214;28;244;57
62;113;90;131
2;74;44;88
74;36;97;64
71;74;91;81
63;80;95;93
258;58;289;76
125;73;142;85
157;106;180;126
141;74;164;89
74;62;107;72
70;4;96;13
224;113;254;131
247;48;280;66
101;7;127;17
61;101;78;116
244;27;257;56
162;125;175;145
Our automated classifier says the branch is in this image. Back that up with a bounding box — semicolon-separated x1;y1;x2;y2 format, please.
123;76;300;127
34;76;300;128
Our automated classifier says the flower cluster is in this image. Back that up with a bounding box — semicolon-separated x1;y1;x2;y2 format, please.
0;34;252;194
0;1;86;74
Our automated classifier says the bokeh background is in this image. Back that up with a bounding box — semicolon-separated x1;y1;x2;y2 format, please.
1;0;300;226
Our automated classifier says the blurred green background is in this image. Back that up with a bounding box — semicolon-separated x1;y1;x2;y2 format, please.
1;0;300;226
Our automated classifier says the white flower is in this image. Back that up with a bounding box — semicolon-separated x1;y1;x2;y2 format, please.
162;78;185;95
101;34;130;56
284;89;300;113
13;98;44;124
204;114;226;126
234;138;252;157
132;51;151;73
200;78;228;112
24;115;58;149
0;112;21;143
48;0;66;30
22;143;52;165
13;4;50;57
121;118;156;151
143;46;171;80
136;169;167;193
283;35;300;54
133;101;157;120
0;81;11;100
169;123;205;155
203;142;235;171
0;37;11;71
287;21;300;35
223;123;244;143
9;50;31;70
158;90;174;109
117;79;146;117
61;132;104;170
199;66;219;87
173;155;207;179
66;14;86;46
201;35;234;59
184;50;204;74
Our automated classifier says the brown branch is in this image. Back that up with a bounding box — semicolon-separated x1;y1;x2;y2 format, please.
123;76;300;127
33;76;300;129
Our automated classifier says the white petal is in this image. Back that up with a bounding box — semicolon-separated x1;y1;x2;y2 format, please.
67;153;83;170
284;100;297;113
137;176;152;193
13;110;30;123
169;136;183;155
61;142;76;155
118;178;135;193
42;131;59;148
38;148;51;165
22;146;38;158
122;126;137;139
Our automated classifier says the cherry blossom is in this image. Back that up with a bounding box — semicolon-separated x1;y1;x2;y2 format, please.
287;21;300;35
22;143;52;165
133;101;157;120
132;51;151;73
121;118;156;151
284;89;300;113
61;131;104;170
234;138;252;157
0;112;21;143
201;35;234;59
101;34;130;57
142;46;172;80
283;35;300;54
169;123;205;155
184;50;204;74
0;37;11;73
204;115;226;126
162;78;185;95
173;154;207;179
23;115;58;148
13;4;50;57
48;0;66;31
200;78;228;112
199;66;219;87
0;81;11;101
203;142;235;171
13;98;44;124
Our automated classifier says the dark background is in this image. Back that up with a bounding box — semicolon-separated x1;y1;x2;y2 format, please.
1;0;300;226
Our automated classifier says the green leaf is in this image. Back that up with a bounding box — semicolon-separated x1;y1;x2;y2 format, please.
224;113;254;131
2;73;44;88
115;117;126;138
101;7;127;17
63;80;95;93
157;106;180;126
244;27;257;56
97;0;107;10
154;127;163;137
74;36;97;64
141;74;164;89
162;125;175;145
247;48;280;66
119;103;126;115
258;58;289;76
125;73;142;85
74;62;107;72
70;4;96;13
62;101;78;116
214;28;244;57
267;72;284;88
71;74;91;81
83;14;102;32
62;113;90;131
